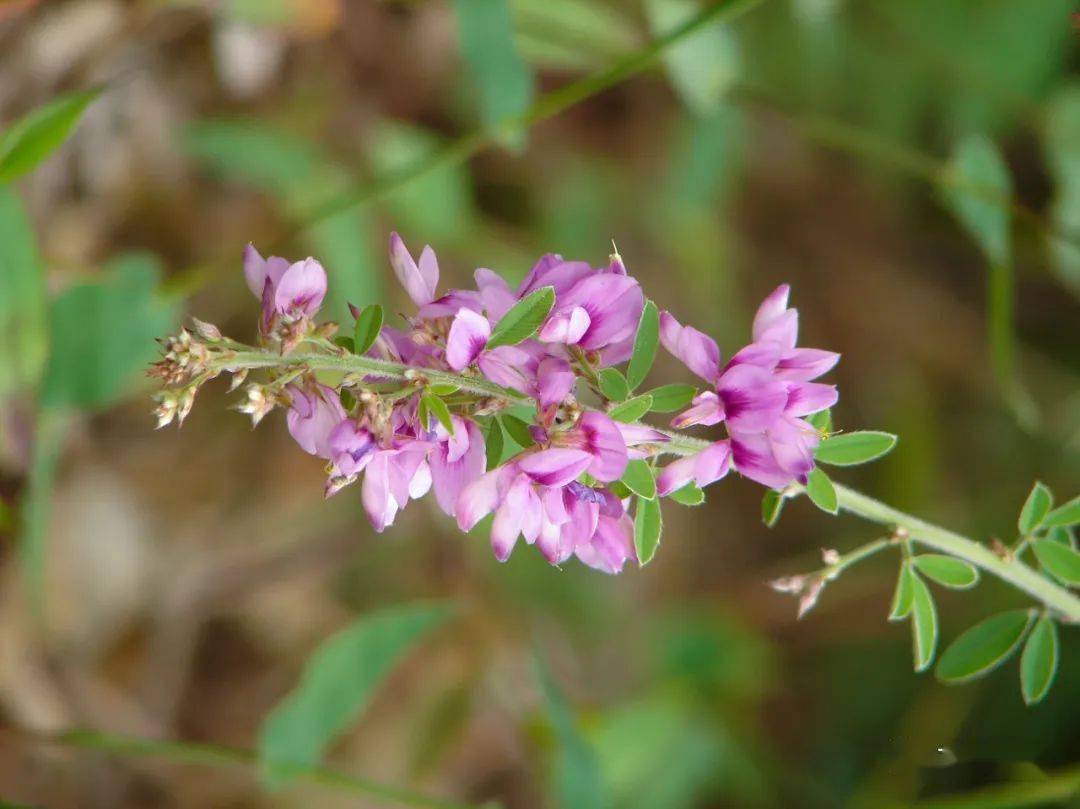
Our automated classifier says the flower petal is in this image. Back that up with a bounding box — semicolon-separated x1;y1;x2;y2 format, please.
390;232;438;306
671;390;724;429
784;382;838;417
431;419;486;516
775;348;840;382
659;311;721;383
716;365;787;432
517;448;593;487
445;308;491;370
536;357;575;408
274;258;327;317
577;411;628;483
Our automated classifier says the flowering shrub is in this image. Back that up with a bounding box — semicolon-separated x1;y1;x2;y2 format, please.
151;233;1080;707
154;234;838;574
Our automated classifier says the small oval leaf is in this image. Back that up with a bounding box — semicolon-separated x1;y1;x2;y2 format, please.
499;414;535;449
598;367;630;402
1020;614;1059;706
815;431;898;466
608;394;653;423
913;554;979;590
487;286;555;348
668;482;704;506
889;563;914;622
633;495;662;565
352;304;384;355
761;489;785;528
620;459;657;500
645;383;696;413
936;609;1034;684
806;408;832;433
1043;495;1080;529
1018;481;1053;535
625;300;659;391
421;390;454;435
1031;539;1080;585
484;418;504;469
910;574;938;672
805;468;838;515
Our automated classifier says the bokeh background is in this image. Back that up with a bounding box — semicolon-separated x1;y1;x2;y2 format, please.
1;0;1079;807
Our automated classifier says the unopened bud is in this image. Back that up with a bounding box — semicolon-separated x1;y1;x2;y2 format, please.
228;368;248;392
152;392;178;429
821;548;840;566
769;575;805;594
190;317;223;342
236;384;275;427
797;579;825;620
176;387;196;425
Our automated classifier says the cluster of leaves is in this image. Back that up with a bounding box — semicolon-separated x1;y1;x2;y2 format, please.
890;482;1079;705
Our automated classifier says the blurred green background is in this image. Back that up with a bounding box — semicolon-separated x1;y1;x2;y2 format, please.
1;0;1079;807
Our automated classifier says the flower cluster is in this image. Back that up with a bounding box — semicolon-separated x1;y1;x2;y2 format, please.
151;233;838;574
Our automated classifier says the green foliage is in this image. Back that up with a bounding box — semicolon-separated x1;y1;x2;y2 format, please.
1020;614;1059;706
487;286;555;348
944;134;1012;267
512;0;639;71
608;394;653;423
626;300;659;391
814;431;897;466
621;460;657;500
909;573;938;672
0;88;100;183
936;610;1033;684
41;255;177;409
645;0;740;116
912;554;979;590
1043;85;1080;296
668;483;704;506
453;0;534;138
888;563;914;622
500;413;535;449
1018;481;1053;535
533;652;609;809
258;603;452;777
598;368;630;402
1031;539;1080;585
634;496;663;566
0;188;46;396
805;468;838;514
760;490;784;527
351;304;384;355
806;408;832;434
645;383;696;412
1044;495;1080;529
420;390;454;434
484;417;505;468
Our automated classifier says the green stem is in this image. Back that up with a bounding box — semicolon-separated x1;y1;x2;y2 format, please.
211;349;1080;622
48;730;494;809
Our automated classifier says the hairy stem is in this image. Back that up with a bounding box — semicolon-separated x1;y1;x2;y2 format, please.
209;348;1080;622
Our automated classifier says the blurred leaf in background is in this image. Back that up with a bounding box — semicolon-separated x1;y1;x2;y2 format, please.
0;87;99;184
1044;84;1080;299
0;188;47;397
511;0;639;72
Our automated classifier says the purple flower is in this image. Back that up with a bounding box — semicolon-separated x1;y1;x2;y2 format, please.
244;245;327;327
656;440;732;496
538;269;645;358
286;384;346;458
551;411;629;483
429;416;487;516
389;232;439;308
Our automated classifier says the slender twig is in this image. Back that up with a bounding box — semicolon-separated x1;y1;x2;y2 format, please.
39;730;494;809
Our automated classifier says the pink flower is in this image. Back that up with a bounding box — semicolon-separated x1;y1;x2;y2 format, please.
286;384;346;458
244;245;327;328
326;418;433;532
428;416;487;516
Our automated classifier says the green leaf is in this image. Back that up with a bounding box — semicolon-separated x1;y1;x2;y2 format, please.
352;304;384;355
936;610;1034;684
598;367;630;402
453;0;534;138
805;468;838;515
420;390;454;435
644;0;739;116
1018;481;1053;535
668;482;704;506
533;651;609;809
910;574;938;673
1020;614;1059;706
621;459;657;500
1031;538;1080;585
0;188;47;397
633;496;663;566
608;394;653;423
428;383;460;396
645;383;696;413
625;300;659;391
1046;525;1076;548
259;603;452;777
0;88;100;183
912;554;980;590
485;417;505;469
41;254;177;409
1043;495;1080;528
487;286;555;349
500;414;535;449
761;489;785;527
416;396;431;431
814;431;898;466
944;133;1012;269
888;563;914;622
806;408;832;433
